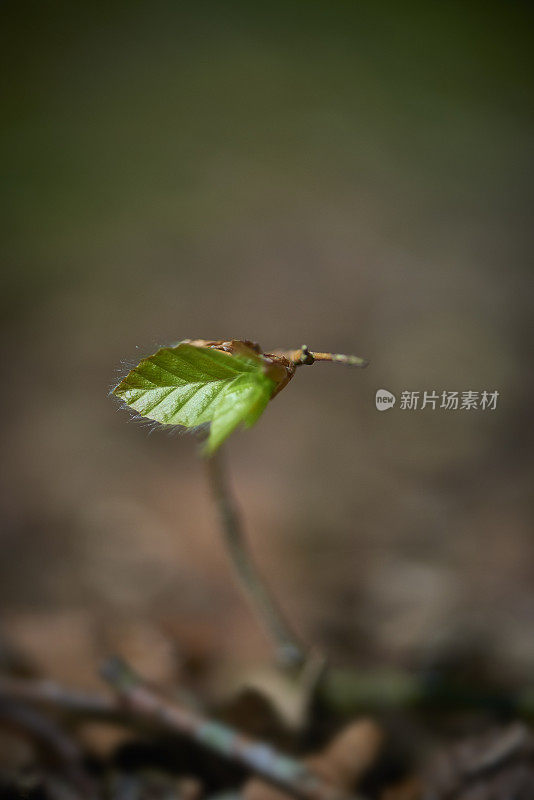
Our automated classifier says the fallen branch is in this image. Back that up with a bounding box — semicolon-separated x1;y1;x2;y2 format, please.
0;675;120;721
100;656;364;800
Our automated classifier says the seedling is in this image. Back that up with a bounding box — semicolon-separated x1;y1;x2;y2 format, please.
113;339;368;667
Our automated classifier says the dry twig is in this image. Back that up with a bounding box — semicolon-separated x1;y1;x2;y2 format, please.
100;656;365;800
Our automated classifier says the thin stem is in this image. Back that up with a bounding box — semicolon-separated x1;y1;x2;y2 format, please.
205;446;306;668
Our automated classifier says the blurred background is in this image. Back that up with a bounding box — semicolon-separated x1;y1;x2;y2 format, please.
1;1;533;693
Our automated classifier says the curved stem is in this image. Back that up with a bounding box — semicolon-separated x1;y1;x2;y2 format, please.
205;446;306;668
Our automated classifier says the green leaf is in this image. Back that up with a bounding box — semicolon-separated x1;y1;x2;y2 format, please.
112;343;276;454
